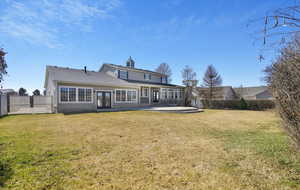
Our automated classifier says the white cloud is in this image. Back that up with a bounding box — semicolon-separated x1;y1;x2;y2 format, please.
0;0;122;48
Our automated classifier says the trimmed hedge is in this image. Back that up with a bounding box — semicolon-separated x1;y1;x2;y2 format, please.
202;99;275;110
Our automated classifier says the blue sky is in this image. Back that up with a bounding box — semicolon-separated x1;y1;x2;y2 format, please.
0;0;292;94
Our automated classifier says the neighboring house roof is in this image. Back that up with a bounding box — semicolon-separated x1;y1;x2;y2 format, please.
100;63;167;76
196;86;237;99
0;89;17;95
233;86;270;98
44;66;180;88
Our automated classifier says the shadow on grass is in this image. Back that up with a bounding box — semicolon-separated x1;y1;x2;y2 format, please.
0;159;13;187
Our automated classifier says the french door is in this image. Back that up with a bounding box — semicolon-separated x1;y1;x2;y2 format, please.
97;91;111;109
152;89;160;103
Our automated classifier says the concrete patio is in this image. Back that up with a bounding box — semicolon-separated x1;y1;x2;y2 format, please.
97;106;203;113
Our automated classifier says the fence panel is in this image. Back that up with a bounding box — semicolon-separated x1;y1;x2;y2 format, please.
8;96;53;114
33;96;52;112
9;96;30;113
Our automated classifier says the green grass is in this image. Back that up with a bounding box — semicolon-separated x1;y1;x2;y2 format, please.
0;110;299;189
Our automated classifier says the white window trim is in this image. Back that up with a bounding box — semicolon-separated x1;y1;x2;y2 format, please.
115;89;138;103
59;86;93;104
141;87;149;97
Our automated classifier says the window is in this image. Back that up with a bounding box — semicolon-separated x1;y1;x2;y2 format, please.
116;90;126;102
179;89;184;99
141;87;149;97
78;88;85;102
78;88;92;102
60;87;68;102
59;86;93;103
69;88;76;102
161;77;167;84
175;90;178;99
168;89;174;99
86;89;92;102
127;90;136;101
115;89;137;103
144;73;151;80
118;70;128;79
161;89;168;99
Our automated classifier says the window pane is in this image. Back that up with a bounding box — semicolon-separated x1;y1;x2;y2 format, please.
142;87;148;97
121;90;126;101
86;89;92;102
179;89;184;99
60;88;68;102
127;91;132;101
145;88;148;96
78;88;85;102
69;88;76;102
116;90;121;101
132;91;137;100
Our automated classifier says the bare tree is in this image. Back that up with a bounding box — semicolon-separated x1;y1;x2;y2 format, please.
0;48;7;83
253;3;300;151
264;36;300;150
202;65;222;100
251;2;300;50
181;65;197;86
155;62;172;83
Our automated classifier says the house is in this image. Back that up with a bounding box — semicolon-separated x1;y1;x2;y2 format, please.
0;89;18;96
44;57;184;113
196;86;238;100
233;86;273;100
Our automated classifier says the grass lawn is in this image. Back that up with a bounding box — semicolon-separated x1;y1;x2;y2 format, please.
0;110;299;190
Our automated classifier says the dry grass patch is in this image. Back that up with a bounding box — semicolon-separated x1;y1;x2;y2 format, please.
0;110;299;189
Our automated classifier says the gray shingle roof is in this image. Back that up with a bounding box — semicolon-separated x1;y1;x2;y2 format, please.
45;66;138;88
45;66;179;88
233;86;269;97
102;64;167;76
196;86;236;99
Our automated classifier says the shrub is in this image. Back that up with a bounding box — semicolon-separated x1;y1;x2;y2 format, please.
240;98;248;110
202;99;275;111
264;37;300;150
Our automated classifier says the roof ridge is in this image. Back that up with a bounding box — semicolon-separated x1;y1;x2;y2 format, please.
47;65;97;72
106;63;167;76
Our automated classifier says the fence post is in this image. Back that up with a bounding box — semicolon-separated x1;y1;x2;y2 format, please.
30;96;33;107
0;94;2;116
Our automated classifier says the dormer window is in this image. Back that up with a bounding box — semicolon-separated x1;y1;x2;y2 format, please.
161;76;167;84
118;70;128;80
144;73;151;80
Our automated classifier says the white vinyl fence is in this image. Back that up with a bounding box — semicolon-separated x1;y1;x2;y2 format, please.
9;96;30;113
0;94;8;117
9;96;52;114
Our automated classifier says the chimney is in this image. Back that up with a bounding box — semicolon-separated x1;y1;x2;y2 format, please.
84;66;87;73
